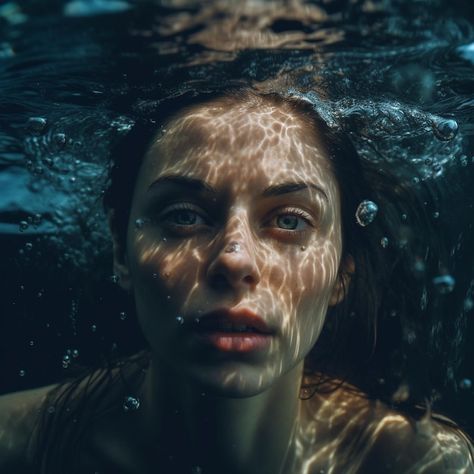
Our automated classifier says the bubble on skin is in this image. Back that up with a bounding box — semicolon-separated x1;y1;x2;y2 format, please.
432;274;455;294
300;246;307;251
380;237;389;248
123;395;140;412
355;200;378;226
19;220;29;232
459;378;472;390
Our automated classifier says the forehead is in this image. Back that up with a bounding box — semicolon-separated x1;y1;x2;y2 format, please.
140;98;336;191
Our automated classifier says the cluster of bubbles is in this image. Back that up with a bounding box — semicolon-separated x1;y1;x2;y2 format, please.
62;348;79;369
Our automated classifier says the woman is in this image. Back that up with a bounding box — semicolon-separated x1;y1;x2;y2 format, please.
0;87;473;474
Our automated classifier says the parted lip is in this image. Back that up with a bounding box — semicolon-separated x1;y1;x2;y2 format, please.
192;308;275;335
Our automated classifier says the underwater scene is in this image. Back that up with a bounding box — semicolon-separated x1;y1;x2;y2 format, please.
1;0;474;472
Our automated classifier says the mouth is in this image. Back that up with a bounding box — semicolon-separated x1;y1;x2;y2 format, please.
192;308;275;334
189;308;275;353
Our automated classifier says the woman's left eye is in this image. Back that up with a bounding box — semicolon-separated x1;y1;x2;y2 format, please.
267;209;313;232
159;204;208;229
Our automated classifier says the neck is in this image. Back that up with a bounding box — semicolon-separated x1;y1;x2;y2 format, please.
137;355;305;474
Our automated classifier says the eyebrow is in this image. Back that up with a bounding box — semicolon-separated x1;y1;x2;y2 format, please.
148;175;216;194
262;182;328;201
148;175;328;201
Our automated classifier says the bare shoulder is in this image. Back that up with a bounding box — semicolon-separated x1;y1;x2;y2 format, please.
354;396;474;473
0;384;58;473
303;381;474;473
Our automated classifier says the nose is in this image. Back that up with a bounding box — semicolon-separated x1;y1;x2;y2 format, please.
206;236;261;293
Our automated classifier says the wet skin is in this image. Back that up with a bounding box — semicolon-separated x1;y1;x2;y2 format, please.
117;98;346;395
109;95;349;473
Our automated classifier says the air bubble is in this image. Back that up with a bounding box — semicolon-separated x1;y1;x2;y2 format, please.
47;406;56;414
176;316;184;325
120;311;127;320
29;340;35;347
123;395;140;412
110;274;119;284
134;218;147;229
91;324;97;332
25;242;33;251
62;354;71;368
459;378;472;390
19;369;26;377
53;133;67;147
355;200;378;227
27;116;47;133
432;211;439;219
380;237;389;248
19;221;29;232
432;274;455;294
464;297;474;312
432;118;458;141
192;466;203;474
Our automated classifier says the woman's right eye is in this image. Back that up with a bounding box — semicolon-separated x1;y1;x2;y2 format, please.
159;204;209;231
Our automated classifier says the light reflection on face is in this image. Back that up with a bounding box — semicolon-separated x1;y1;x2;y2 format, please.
116;96;346;396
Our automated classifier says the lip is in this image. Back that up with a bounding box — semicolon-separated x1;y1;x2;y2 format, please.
192;308;275;335
187;308;275;353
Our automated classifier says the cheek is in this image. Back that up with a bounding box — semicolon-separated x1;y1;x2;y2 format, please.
128;234;205;311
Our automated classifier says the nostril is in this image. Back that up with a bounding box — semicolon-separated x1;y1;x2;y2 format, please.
243;275;254;285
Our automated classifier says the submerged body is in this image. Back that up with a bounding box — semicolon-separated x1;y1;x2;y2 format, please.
0;366;473;474
1;91;473;474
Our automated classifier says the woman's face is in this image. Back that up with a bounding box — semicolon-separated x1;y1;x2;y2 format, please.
114;97;347;396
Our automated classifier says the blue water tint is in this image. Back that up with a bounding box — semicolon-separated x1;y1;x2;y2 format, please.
64;0;131;17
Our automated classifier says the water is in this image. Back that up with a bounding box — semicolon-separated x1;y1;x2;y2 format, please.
0;0;473;437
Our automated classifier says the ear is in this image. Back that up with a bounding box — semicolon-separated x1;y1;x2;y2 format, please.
329;255;355;307
108;210;132;292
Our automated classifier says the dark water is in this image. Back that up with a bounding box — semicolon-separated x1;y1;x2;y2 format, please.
1;0;474;433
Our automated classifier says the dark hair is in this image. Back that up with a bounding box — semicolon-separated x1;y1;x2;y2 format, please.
103;87;442;400
33;86;459;472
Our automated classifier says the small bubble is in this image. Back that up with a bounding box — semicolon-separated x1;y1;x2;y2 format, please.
300;246;307;251
25;242;33;251
53;133;66;147
62;354;71;368
19;285;25;291
69;176;76;183
176;316;184;325
19;369;26;377
433;118;458;141
191;466;203;474
19;221;29;232
119;311;127;320
401;213;407;221
27;116;47;133
162;237;167;242
406;330;416;344
134;218;147;229
47;406;55;414
390;309;398;317
123;395;140;412
166;295;171;300
110;274;119;284
412;177;420;184
432;211;440;219
459;378;472;390
355;200;378;227
91;324;97;332
380;237;389;248
464;297;474;312
194;317;201;324
432;274;455;294
412;257;425;276
29;340;35;347
37;290;44;298
152;273;158;279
